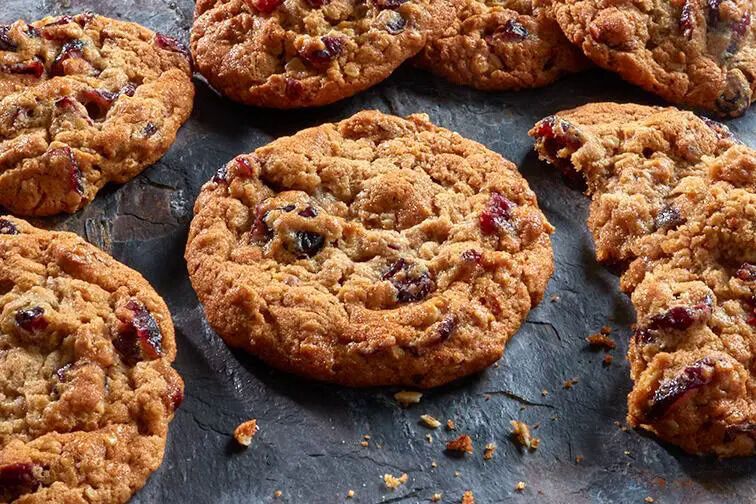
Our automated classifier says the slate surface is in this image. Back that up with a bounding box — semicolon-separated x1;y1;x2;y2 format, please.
4;1;756;503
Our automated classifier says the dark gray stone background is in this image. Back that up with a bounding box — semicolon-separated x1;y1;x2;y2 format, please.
4;1;756;503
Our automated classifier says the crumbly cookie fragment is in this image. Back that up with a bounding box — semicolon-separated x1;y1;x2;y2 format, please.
415;0;588;90
0;217;183;502
0;13;194;215
186;110;554;387
191;0;453;108
530;102;756;456
543;0;756;116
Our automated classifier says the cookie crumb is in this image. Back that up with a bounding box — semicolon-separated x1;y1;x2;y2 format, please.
431;492;443;502
395;390;423;406
541;389;549;397
515;481;526;492
483;442;497;460
420;414;442;429
624;450;631;456
360;439;369;447
575;455;584;463
603;354;614;366
644;497;654;503
462;490;475;504
446;419;456;431
454;471;461;478
563;378;578;389
273;490;282;498
383;473;408;490
550;294;560;302
233;419;258;447
346;489;355;499
446;434;473;455
426;433;433;443
511;420;540;450
585;331;616;350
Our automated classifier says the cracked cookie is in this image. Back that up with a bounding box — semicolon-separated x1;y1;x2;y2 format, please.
414;0;588;91
0;217;183;502
530;102;756;456
190;0;453;108
186;110;554;387
543;0;756;116
0;13;194;216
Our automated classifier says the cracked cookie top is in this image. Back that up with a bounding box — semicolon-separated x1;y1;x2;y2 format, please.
0;13;194;216
190;0;453;108
543;0;756;116
0;217;183;502
414;0;588;91
530;102;755;456
186;110;554;387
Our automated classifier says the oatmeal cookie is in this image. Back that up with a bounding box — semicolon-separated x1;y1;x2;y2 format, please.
190;0;453;108
0;217;183;502
530;102;756;456
543;0;756;116
415;0;588;91
186;110;554;387
0;13;194;216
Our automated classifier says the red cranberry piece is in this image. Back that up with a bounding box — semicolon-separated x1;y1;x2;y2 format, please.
143;122;158;137
384;12;407;34
724;422;756;441
235;157;254;177
382;259;435;303
154;33;191;61
2;60;44;78
634;299;712;344
479;192;515;235
246;0;285;14
51;39;85;77
49;147;83;195
746;296;756;327
75;12;96;27
0;26;18;51
26;24;40;38
15;306;48;332
166;381;184;411
435;315;457;342
212;165;229;183
80;89;117;120
373;0;408;9
305;0;330;6
0;462;39;493
44;15;75;28
492;19;528;42
0;218;19;235
298;206;318;218
679;0;695;39
120;82;137;97
736;263;756;281
293;231;325;258
461;249;482;264
284;78;304;99
300;36;343;69
646;358;715;421
654;204;685;231
114;300;164;366
55;95;78;111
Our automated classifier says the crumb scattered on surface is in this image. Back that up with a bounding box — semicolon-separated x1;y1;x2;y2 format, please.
446;419;456;430
446;434;474;454
586;331;616;350
550;294;560;302
603;354;614;366
383;473;408;490
360;440;369;447
575;455;584;463
233;419;258;447
515;481;526;492
426;433;433;443
541;389;549;397
274;490;282;498
421;414;442;429
462;490;475;504
644;498;655;503
431;460;438;468
431;493;443;502
483;442;496;460
346;489;355;498
624;450;631;456
454;471;461;477
511;420;540;450
395;390;423;406
563;378;578;389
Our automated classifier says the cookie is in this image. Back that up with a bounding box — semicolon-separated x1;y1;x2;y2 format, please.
190;0;453;108
543;0;756;116
0;217;183;502
530;102;756;456
186;110;554;387
0;13;194;216
414;0;588;91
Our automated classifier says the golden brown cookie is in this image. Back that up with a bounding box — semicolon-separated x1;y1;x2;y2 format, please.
186;110;554;387
190;0;453;108
543;0;756;116
0;13;194;216
530;102;756;456
415;0;588;91
0;217;183;502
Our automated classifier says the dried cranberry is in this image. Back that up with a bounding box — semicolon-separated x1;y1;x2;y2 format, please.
300;36;343;69
373;0;408;8
0;218;18;235
707;0;723;24
461;249;482;263
281;204;296;212
75;12;96;27
120;82;137;97
293;231;325;258
479;192;515;235
724;423;756;441
80;89;117;120
435;315;457;342
55;96;78;111
634;300;712;344
245;0;285;14
2;60;44;78
646;358;715;421
0;26;18;51
26;24;40;38
492;19;528;42
736;263;756;281
654;204;685;231
284;78;304;99
212;165;228;183
114;300;164;366
746;296;756;327
165;380;184;411
679;0;695;39
731;11;751;38
382;259;435;303
384;12;407;34
15;306;48;332
143;122;158;137
49;147;83;194
51;39;85;77
235;157;254;177
155;33;191;61
305;0;330;6
0;463;39;492
298;206;318;218
44;15;75;28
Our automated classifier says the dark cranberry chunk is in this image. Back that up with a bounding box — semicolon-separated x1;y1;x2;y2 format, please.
245;0;286;14
80;89;117;120
707;0;723;24
212;164;228;183
55;95;78;112
654;204;685;231
724;422;756;441
746;296;756;327
154;33;191;61
384;12;407;34
634;299;712;344
461;249;482;264
51;39;85;76
49;147;83;195
166;381;184;411
293;231;325;258
679;0;695;39
120;82;137;97
736;263;756;281
373;0;408;8
0;462;39;493
26;24;40;38
235;156;254;177
300;36;343;69
54;362;74;382
492;19;528;42
383;259;435;303
143;122;158;137
284;78;304;99
435;315;457;343
646;358;715;421
298;206;318;218
15;306;48;332
479;192;515;235
0;26;18;51
281;204;296;212
2;60;44;78
0;218;18;235
305;0;330;6
114;300;164;366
